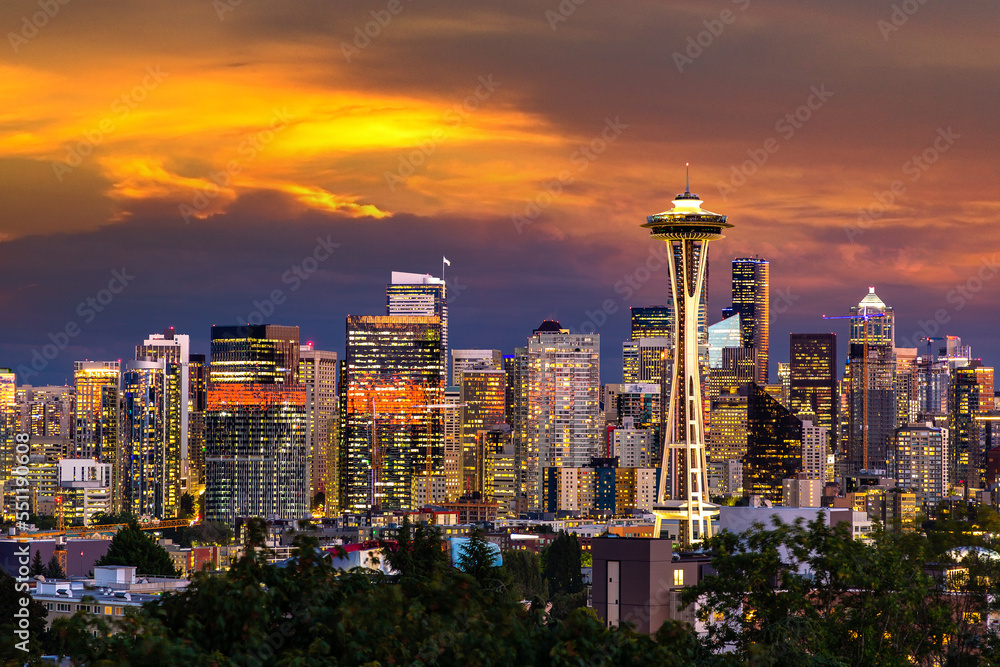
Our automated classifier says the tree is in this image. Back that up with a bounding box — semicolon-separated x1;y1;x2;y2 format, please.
382;514;448;579
178;492;196;518
681;516;963;666
543;531;583;596
458;527;502;593
30;549;45;577
94;520;180;577
90;511;137;526
43;553;65;579
501;549;548;602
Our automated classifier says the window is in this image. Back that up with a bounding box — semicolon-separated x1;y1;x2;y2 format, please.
673;569;684;586
115;607;124;615
56;603;71;612
104;606;113;615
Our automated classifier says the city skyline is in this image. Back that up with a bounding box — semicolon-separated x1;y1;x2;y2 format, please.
1;1;997;388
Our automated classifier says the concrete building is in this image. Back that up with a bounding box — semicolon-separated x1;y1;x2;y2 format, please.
592;537;711;634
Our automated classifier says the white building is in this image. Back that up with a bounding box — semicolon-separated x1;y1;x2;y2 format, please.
612;426;652;468
801;420;828;481
525;322;600;509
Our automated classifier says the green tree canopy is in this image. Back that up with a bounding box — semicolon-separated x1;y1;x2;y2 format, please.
94;519;180;577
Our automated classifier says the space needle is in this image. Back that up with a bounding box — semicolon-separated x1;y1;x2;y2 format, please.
645;166;730;547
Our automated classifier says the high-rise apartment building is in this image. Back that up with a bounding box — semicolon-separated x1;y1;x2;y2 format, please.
800;420;828;481
789;333;837;435
723;257;769;384
338;316;443;512
442;385;463;501
387;272;448;382
205;325;307;527
451;349;501;386
524;321;600;510
298;344;337;500
15;385;73;441
895;422;949;508
73;362;120;462
136;329;190;490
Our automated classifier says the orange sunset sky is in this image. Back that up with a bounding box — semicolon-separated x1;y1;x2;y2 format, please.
1;0;998;381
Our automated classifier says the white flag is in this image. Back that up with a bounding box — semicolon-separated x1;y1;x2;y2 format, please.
443;256;451;266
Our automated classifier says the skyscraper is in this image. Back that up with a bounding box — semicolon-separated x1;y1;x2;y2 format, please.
73;361;120;462
724;257;769;384
136;328;189;491
846;287;895;475
949;362;994;487
338;315;444;512
643;177;729;546
460;369;505;495
630;306;672;339
706;315;741;370
187;354;207;492
0;369;16;481
205;325;307;527
621;338;672;385
120;359;181;518
745;383;803;503
789;333;837;435
524;321;600;510
387;271;448;382
298;343;338;502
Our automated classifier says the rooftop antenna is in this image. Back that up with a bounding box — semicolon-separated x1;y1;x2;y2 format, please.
685;162;690;194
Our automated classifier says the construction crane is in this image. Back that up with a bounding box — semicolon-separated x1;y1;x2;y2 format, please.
15;518;194;540
823;296;887;472
920;336;945;362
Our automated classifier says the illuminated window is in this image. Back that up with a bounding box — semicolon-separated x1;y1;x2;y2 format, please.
673;569;684;586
